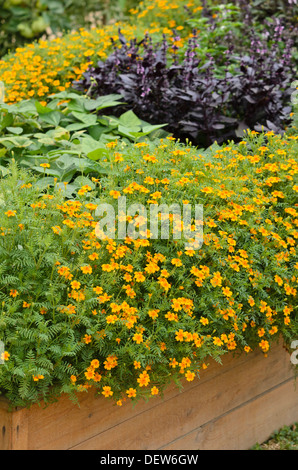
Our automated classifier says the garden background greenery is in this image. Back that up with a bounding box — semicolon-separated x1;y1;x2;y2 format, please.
0;2;297;444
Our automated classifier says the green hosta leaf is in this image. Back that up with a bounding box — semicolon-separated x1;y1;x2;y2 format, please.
119;110;141;128
35;101;53;115
0;112;13;131
84;95;125;112
142;123;168;134
72;175;95;189
6;127;23;135
34;176;56;190
118;125;140;139
87;147;109;161
80;135;108;158
38;110;61;127
0;135;32;148
71;111;97;127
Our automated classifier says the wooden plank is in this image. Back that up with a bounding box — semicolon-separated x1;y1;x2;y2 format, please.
23;344;258;450
11;407;29;450
0;339;294;450
0;399;12;450
70;341;295;450
162;378;298;450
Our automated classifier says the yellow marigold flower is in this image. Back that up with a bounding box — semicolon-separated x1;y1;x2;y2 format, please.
259;339;269;352
175;329;185;342
171;258;182;267
137;370;150;387
102;386;113;397
283;306;293;316
80;265;92;274
83;334;92;344
210;271;222;287
71;280;81;290
151;386;159;396
85;369;95;380
185;370;195;382
1;351;10;361
269;326;278;335
91;359;100;369
88;252;99;261
110;190;121;199
33;374;44;381
213;336;223;346
258;327;265;337
158;277;171;291
222;286;233;298
94;372;102;382
200;186;213;194
126;387;137;398
134;272;146;282
52;225;62;235
93;286;103;295
5;210;16;217
9;289;19;297
104;355;118;370
148;309;159;319
169;357;179;368
132;332;143;344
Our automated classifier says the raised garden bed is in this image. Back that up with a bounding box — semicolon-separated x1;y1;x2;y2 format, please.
0;340;297;450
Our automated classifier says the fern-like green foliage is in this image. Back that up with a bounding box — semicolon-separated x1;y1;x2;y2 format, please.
0;124;297;409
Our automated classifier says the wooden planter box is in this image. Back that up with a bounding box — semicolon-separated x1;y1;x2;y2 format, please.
0;340;297;450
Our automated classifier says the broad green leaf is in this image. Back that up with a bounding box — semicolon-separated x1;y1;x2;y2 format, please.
6;127;23;135
119;110;141;128
31;166;62;177
118;125;140;139
142;124;168;134
0;112;13;131
71;111;97;127
65;122;91;131
35;101;53;115
86;147;108;161
83;94;124;111
73;175;95;189
39;110;61;127
81;135;107;155
34;176;56;190
0;135;32;147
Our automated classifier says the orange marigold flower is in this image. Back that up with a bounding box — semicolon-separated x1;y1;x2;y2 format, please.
9;289;19;297
102;386;113;397
1;351;10;361
137;370;150;387
126;387;137;398
5;210;16;217
151;386;159;395
80;265;92;274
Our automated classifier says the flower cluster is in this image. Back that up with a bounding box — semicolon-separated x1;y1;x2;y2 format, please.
0;127;296;407
0;23;138;105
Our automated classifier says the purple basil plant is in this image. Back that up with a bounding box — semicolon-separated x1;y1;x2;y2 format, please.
73;27;296;148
